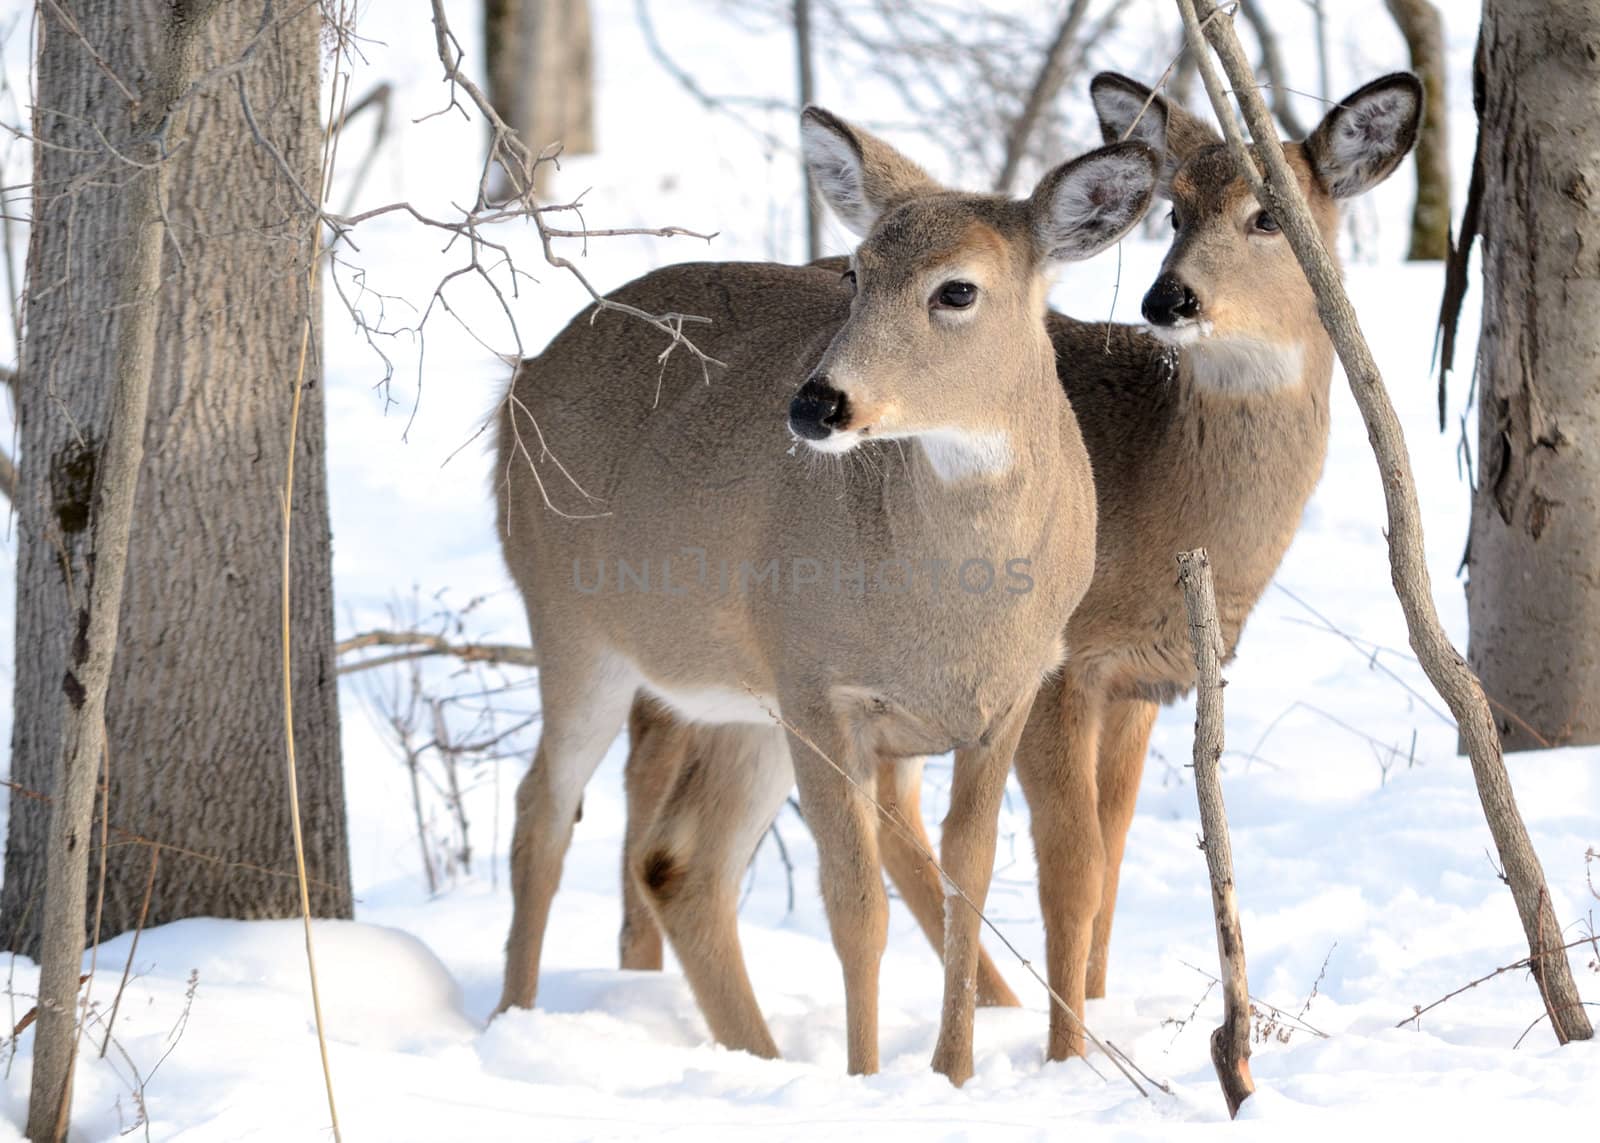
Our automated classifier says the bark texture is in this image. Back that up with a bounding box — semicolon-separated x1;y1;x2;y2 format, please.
1385;0;1450;260
1177;549;1254;1119
3;0;350;961
1468;0;1600;751
1183;0;1591;1047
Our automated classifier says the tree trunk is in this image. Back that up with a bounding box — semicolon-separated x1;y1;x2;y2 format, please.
1468;0;1600;751
1386;0;1450;260
484;0;594;193
1238;0;1307;139
3;0;350;961
794;0;821;261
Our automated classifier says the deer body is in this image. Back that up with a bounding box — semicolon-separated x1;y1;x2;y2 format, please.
494;109;1158;1083
615;71;1421;1065
1058;319;1333;697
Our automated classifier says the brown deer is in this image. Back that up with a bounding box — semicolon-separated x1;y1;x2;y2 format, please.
493;104;1160;1085
615;71;1422;1062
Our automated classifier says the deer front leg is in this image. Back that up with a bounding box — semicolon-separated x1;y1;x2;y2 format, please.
929;696;1034;1085
1087;697;1157;999
1013;668;1104;1060
788;715;886;1076
875;757;1021;1008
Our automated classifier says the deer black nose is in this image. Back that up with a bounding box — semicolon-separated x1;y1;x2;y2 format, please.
789;376;850;440
1142;275;1201;326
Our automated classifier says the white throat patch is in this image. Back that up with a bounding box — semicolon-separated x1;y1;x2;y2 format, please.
1185;336;1306;394
917;430;1013;483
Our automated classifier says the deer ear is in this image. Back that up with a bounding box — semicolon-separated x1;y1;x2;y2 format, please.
1031;141;1159;265
801;107;940;238
1090;72;1220;196
1304;73;1422;199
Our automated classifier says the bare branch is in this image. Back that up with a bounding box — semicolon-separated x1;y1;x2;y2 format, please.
1177;548;1256;1118
336;629;538;674
1397;935;1599;1031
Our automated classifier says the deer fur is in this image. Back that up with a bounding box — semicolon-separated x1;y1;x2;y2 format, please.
615;71;1422;1061
492;105;1159;1084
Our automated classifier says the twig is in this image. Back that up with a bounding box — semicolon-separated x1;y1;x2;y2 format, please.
1514;1003;1600;1050
1397;935;1598;1030
1178;961;1330;1040
1177;548;1255;1118
336;628;537;674
1181;0;1592;1047
0;777;341;892
100;845;160;1058
276;9;351;1133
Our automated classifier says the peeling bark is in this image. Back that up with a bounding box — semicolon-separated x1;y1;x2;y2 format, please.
1468;0;1600;752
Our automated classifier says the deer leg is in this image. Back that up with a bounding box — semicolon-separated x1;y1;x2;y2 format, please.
1087;698;1157;1000
1013;667;1104;1060
787;713;886;1076
635;723;790;1059
929;695;1034;1085
875;757;1020;1008
498;651;636;1014
619;695;690;972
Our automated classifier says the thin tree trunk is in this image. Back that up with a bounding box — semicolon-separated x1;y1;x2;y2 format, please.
1177;549;1255;1119
23;4;220;1132
4;0;350;971
1386;0;1450;260
1467;0;1600;752
1237;0;1307;139
1310;0;1330;102
484;0;593;194
993;0;1092;194
794;0;821;260
1181;0;1593;1046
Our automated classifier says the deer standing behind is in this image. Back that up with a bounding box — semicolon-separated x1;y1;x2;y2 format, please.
493;105;1160;1083
616;71;1423;1063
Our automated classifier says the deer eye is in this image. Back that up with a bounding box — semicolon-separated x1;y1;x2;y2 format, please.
841;269;858;294
933;281;978;310
1252;211;1280;234
1168;209;1180;231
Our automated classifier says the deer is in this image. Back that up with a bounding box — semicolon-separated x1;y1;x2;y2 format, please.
613;70;1423;1063
492;101;1161;1085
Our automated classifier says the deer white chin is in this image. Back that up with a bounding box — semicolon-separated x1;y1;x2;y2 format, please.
1148;317;1212;346
798;428;865;455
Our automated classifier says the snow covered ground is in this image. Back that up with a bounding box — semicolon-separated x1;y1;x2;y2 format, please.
1;0;1596;1138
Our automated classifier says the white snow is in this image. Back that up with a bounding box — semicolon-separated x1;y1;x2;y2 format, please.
1;0;1596;1139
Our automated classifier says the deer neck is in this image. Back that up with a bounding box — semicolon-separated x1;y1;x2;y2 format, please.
889;373;1073;554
